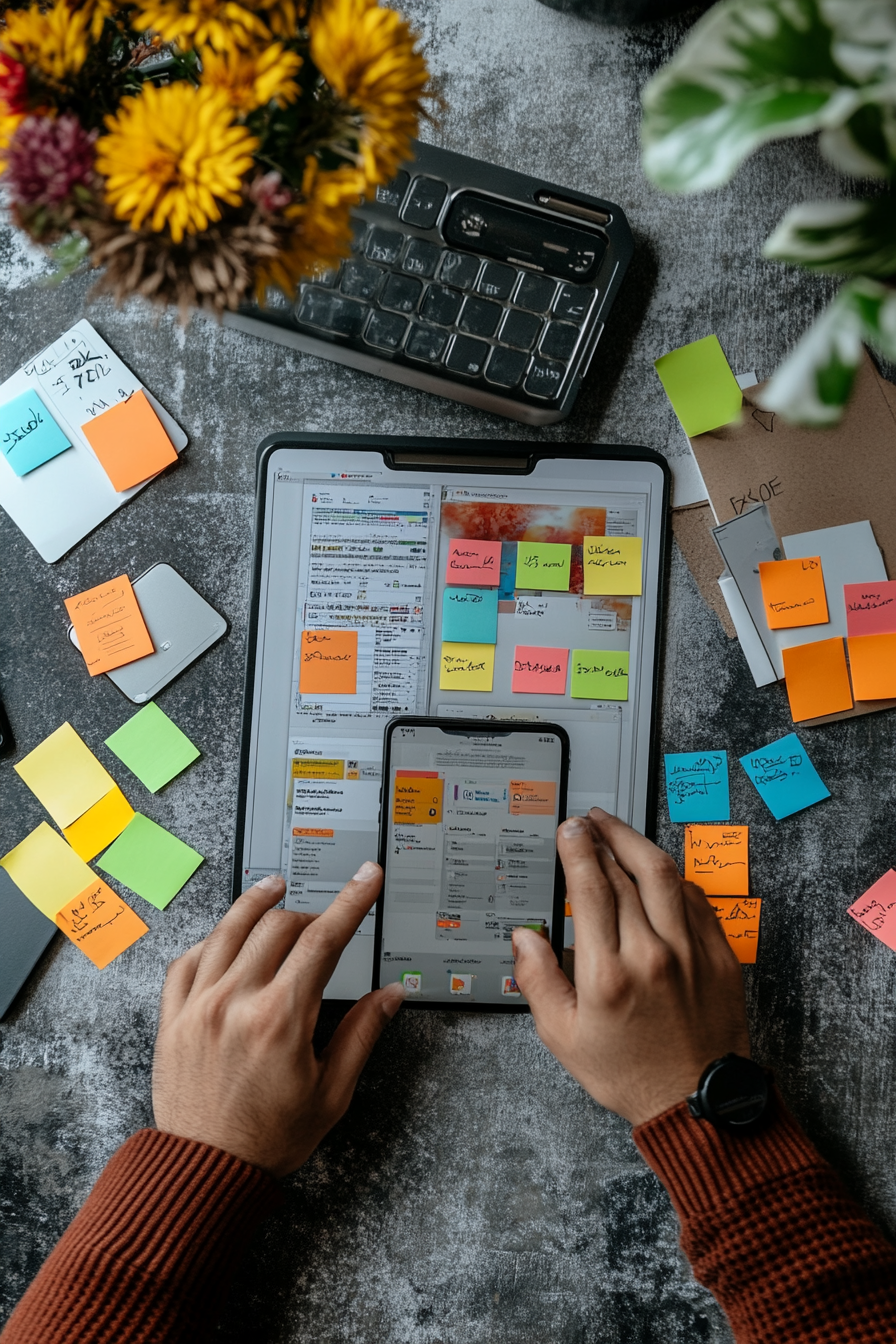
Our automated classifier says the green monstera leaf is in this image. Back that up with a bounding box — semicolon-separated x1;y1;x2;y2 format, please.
764;194;896;276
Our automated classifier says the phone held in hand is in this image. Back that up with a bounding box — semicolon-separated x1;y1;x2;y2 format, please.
373;716;570;1010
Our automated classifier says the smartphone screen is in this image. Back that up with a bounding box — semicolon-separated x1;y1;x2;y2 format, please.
375;718;569;1008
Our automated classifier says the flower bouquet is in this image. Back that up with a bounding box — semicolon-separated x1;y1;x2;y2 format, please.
0;0;432;314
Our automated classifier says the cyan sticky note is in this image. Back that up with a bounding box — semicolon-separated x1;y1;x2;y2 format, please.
442;587;499;644
0;389;71;476
739;732;830;821
664;751;730;822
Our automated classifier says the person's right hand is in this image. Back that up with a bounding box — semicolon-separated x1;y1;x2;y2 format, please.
511;809;750;1126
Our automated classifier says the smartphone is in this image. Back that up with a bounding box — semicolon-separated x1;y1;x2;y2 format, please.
374;716;570;1010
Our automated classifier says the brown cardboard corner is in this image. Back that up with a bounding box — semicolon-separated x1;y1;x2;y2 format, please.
670;501;736;638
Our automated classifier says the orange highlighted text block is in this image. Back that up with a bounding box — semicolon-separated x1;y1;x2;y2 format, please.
509;780;557;816
299;630;358;695
393;776;444;824
292;828;334;838
684;825;749;896
708;897;761;964
292;758;344;779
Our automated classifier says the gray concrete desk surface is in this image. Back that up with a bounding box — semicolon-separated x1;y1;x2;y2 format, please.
2;4;895;1341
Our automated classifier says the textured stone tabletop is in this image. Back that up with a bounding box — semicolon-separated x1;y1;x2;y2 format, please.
2;3;895;1341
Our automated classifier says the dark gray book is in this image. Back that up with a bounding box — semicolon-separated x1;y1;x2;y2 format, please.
0;866;56;1019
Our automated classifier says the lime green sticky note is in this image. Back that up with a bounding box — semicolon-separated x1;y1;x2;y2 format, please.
104;703;200;793
654;335;742;438
97;814;203;910
515;542;571;591
570;650;630;701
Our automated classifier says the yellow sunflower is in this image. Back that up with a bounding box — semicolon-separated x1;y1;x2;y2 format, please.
1;1;90;85
130;0;271;50
255;157;361;298
79;0;121;40
309;0;429;190
200;43;302;113
0;111;25;171
96;83;259;244
259;0;306;37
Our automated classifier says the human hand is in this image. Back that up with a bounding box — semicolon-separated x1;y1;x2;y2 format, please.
152;863;404;1177
512;809;750;1126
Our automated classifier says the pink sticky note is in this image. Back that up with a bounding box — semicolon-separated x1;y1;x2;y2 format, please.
844;581;896;638
512;646;569;694
847;869;896;953
446;539;502;586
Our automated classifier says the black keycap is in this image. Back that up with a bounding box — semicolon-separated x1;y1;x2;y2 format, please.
366;226;404;265
476;262;516;300
296;288;367;338
446;335;489;377
458;296;502;339
440;251;480;290
515;272;557;312
499;309;541;351
540;320;579;361
402;237;442;278
405;323;450;362
364;310;408;351
401;176;448;229
485;346;528;388
340;259;384;301
313;267;337;288
421;284;463;327
380;273;423;314
350;216;367;253
375;170;409;212
524;355;565;399
554;282;593;322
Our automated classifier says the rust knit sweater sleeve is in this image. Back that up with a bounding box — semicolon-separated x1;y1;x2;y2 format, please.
633;1096;896;1343
0;1129;282;1344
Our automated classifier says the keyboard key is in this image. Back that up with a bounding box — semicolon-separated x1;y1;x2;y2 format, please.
364;310;408;351
540;320;579;361
405;323;449;362
446;335;490;377
375;170;409;212
485;346;528;388
554;283;593;322
499;309;541;351
312;267;337;288
458;296;502;339
421;284;463;327
402;237;442;278
340;259;384;301
401;175;448;229
296;288;367;338
440;251;480;290
524;356;565;399
476;261;516;300
366;226;404;265
380;273;423;314
514;272;557;312
350;216;367;253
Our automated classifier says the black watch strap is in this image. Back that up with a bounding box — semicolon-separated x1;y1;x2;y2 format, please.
686;1054;770;1131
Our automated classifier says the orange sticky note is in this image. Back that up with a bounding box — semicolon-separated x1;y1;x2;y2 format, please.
782;637;853;722
684;825;749;896
392;776;444;824
758;557;828;629
298;630;358;695
55;878;148;969
64;574;154;676
708;897;761;964
847;633;896;701
81;390;177;492
509;780;557;816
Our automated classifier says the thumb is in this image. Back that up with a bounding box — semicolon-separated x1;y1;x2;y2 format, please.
512;928;576;1046
321;982;405;1095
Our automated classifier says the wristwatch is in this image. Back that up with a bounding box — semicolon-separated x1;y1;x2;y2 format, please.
686;1054;770;1131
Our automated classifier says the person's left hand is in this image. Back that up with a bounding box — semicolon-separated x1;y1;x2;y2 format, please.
151;863;404;1177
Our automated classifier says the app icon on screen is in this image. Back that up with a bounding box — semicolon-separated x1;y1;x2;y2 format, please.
449;973;473;995
401;971;422;994
501;976;522;997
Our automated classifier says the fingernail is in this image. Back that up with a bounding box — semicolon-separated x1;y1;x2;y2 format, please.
561;816;588;836
259;874;284;889
383;982;406;1017
353;860;379;881
589;807;610;820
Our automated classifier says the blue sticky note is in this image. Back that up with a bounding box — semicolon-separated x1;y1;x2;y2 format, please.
442;586;499;644
0;389;71;476
739;732;830;821
664;751;730;822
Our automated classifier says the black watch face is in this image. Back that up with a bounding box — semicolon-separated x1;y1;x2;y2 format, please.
704;1057;768;1128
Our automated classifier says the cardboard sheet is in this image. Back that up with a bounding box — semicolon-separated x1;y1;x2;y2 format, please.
663;751;730;823
14;722;116;828
55;879;149;968
0;823;97;919
847;870;896;954
670;504;735;637
104;703;200;792
684;825;749;896
64;574;155;676
512;647;569;695
1;388;71;476
782;637;853;722
582;537;643;596
98;813;203;910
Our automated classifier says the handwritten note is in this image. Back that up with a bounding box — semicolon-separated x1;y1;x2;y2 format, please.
684;825;749;895
847;633;896;701
15;722;116;829
55;879;149;969
847;870;896;953
739;732;829;821
104;702;200;792
515;598;549;620
653;335;742;437
65;574;155;676
0;389;71;476
63;785;134;862
758;557;829;630
664;752;730;823
583;536;643;596
782;637;853;722
442;587;499;644
445;538;502;586
0;823;96;918
439;641;495;692
844;580;896;637
80;388;178;492
708;898;762;964
515;542;571;592
570;650;629;701
98;813;203;910
392;775;444;824
299;630;358;695
512;646;569;695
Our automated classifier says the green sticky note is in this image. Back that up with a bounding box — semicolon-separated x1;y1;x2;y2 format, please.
570;649;630;701
654;335;742;438
104;703;200;793
97;814;203;910
515;542;571;591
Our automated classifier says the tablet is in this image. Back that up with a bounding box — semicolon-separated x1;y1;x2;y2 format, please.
234;435;669;1001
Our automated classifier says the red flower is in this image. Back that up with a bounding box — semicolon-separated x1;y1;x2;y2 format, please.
0;53;28;117
4;115;97;207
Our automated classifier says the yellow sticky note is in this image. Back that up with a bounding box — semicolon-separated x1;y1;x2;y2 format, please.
1;822;97;919
684;825;749;896
583;536;643;595
15;722;117;829
55;879;149;969
515;542;571;591
439;641;495;691
62;785;135;862
708;897;762;964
